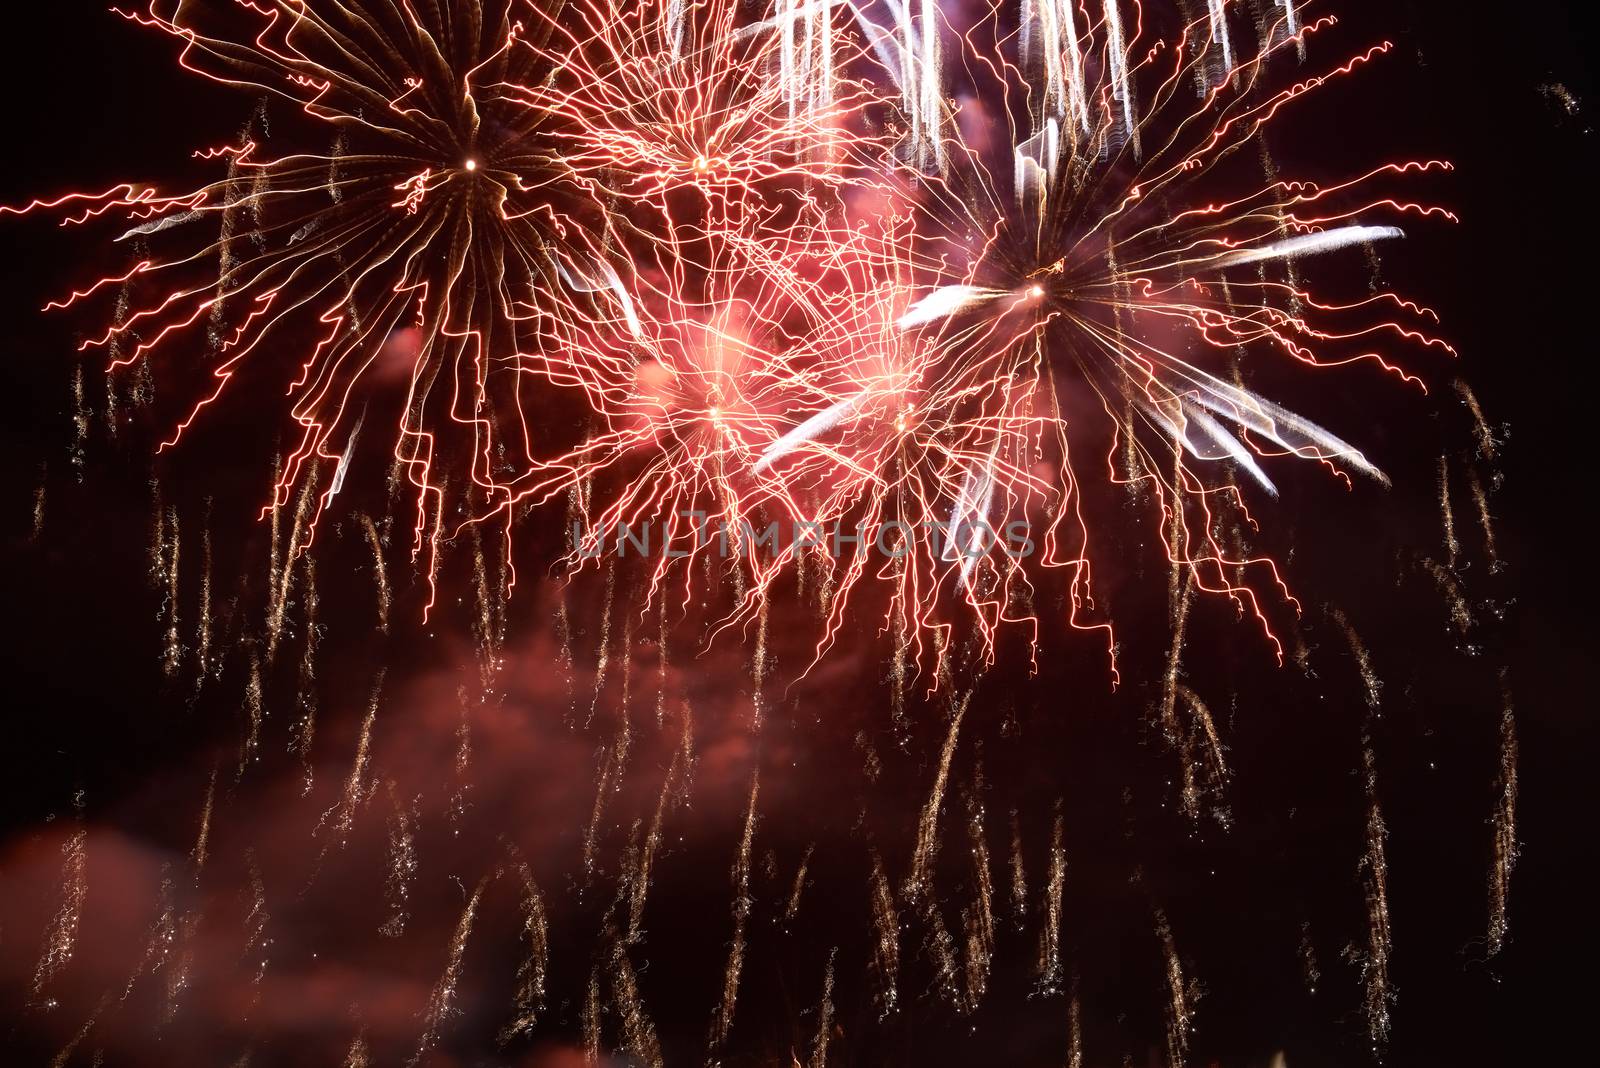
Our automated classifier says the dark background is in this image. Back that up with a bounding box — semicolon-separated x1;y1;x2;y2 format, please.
0;2;1595;1065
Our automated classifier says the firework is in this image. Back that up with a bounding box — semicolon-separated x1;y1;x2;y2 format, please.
842;1;1458;672
4;6;1524;1062
8;0;669;611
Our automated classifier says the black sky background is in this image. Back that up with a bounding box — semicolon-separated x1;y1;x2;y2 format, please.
0;2;1596;1066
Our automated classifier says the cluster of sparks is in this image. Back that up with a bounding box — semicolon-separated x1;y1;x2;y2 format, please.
8;0;1454;680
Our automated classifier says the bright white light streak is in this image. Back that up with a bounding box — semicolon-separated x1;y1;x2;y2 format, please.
1207;0;1234;78
328;412;364;500
945;459;998;583
1176;369;1390;485
557;255;643;340
1189;407;1276;495
752;396;860;473
117;209;202;242
1213;225;1403;268
1104;0;1140;157
1060;0;1090;133
920;0;943;169
896;285;1004;329
1014;119;1060;204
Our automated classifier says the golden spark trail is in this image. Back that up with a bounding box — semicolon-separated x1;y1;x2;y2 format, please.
1421;557;1474;637
1156;907;1193;1068
1356;740;1394;1051
907;687;971;901
291;550;321;794
1439;454;1460;568
868;850;900;1018
413;877;488;1066
712;769;761;1049
321;672;384;843
31;825;88;1007
1007;808;1029;926
961;770;996;1011
191;768;216;878
238;652;264;779
1066;975;1084;1068
361;514;390;634
786;843;815;923
608;935;664;1068
1454;379;1498;462
1488;672;1519;957
1467;466;1499;569
630;711;692;938
502;859;551;1041
583;965;603;1065
343;1035;371;1068
242;849;271;1017
1037;801;1067;995
808;947;838;1068
380;783;419;939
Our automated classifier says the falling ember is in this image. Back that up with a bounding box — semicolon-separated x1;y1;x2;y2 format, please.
629;713;691;938
1009;809;1029;925
1487;673;1519;957
1354;741;1395;1051
868;851;900;1019
1066;975;1084;1068
1466;466;1500;570
905;856;961;1009
582;965;603;1066
608;934;664;1068
413;878;488;1065
1421;557;1475;637
361;515;390;635
156;504;181;679
31;825;88;1006
1454;380;1499;463
241;850;272;1017
1438;454;1460;568
31;473;47;541
786;843;815;923
960;772;996;1012
189;769;216;878
319;673;384;843
1036;802;1067;996
46;992;111;1068
907;689;970;902
1174;684;1231;828
193;511;215;689
712;770;761;1049
1155;907;1194;1068
343;1035;371;1068
500;859;551;1042
237;652;265;778
808;947;839;1068
379;784;420;940
1333;610;1384;717
1299;921;1322;996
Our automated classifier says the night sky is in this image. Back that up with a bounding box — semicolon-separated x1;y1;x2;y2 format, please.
1;3;1595;1066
